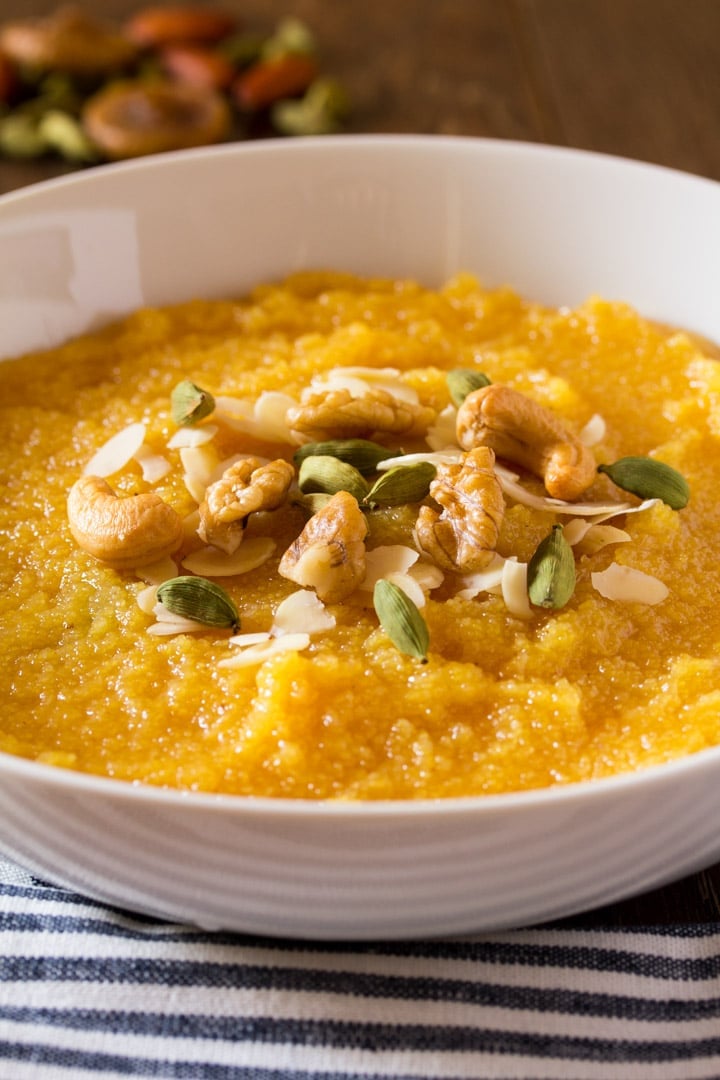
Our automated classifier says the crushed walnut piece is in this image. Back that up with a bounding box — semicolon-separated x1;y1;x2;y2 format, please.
198;456;294;554
286;387;436;443
415;447;505;573
278;489;368;603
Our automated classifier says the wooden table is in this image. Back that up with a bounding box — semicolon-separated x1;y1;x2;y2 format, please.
2;0;720;927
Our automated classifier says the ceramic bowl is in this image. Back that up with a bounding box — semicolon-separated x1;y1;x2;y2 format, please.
2;136;720;939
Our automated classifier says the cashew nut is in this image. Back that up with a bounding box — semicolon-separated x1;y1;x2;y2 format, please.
67;475;184;568
456;384;596;501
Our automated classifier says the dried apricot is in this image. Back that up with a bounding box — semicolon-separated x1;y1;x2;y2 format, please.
234;53;318;111
126;6;236;48
82;80;231;160
161;44;235;91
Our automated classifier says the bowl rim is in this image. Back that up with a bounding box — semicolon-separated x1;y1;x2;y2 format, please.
2;132;719;819
0;131;718;211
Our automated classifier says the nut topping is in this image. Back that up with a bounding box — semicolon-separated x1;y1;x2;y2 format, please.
456;383;596;501
198;456;294;554
416;447;505;573
278;490;368;603
287;387;435;443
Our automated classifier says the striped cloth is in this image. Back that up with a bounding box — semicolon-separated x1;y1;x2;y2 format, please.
1;858;720;1080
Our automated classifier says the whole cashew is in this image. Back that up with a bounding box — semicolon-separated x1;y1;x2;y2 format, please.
456;384;596;501
67;475;184;568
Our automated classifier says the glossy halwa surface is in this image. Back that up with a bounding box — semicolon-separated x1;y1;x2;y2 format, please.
1;272;720;799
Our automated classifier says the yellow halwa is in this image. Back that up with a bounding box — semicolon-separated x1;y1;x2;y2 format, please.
2;271;720;799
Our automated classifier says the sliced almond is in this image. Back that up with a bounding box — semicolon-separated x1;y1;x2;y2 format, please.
591;564;669;605
167;424;218;449
218;632;310;668
84;422;146;478
272;589;335;635
501;557;533;619
182;538;276;577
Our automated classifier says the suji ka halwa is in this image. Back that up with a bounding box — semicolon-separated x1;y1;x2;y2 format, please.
1;271;720;799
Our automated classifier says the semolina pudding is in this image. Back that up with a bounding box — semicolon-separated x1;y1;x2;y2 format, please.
1;270;719;800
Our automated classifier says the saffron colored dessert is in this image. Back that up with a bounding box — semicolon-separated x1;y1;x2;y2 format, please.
0;271;717;799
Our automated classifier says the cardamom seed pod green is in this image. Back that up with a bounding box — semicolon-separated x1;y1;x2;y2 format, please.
292;491;334;517
157;576;240;631
171;380;216;427
364;462;436;508
527;524;576;609
597;456;689;509
446;369;491;407
297;454;368;501
293;438;397;475
373;579;429;661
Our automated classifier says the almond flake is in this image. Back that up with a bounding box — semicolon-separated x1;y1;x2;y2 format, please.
494;463;636;518
215;392;296;444
360;545;419;590
229;631;272;646
136;584;158;614
579;413;607;447
407;559;445;592
591;564;669;605
501;557;533;619
272;589;335;636
385;571;426;609
134;555;178;585
147;618;209;636
425;404;459;451
83;422;146;478
182;538;276;578
133;446;172;484
310;366;418;404
576;524;631;556
167;424;218;449
457;552;506;598
377;449;463;471
218;633;310;668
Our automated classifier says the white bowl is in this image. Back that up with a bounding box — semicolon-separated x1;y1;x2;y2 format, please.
2;135;720;939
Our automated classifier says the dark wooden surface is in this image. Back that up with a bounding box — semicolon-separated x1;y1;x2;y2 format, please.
2;0;720;927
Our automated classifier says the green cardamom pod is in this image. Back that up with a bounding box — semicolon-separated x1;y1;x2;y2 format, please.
293;438;398;476
364;462;436;508
527;524;576;609
446;369;491;406
292;491;334;517
297;454;369;501
597;456;689;509
157;576;240;631
171;379;216;427
373;579;429;661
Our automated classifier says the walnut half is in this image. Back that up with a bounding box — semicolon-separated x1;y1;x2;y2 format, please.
416;447;505;573
198;457;294;554
278;490;368;603
287;387;436;443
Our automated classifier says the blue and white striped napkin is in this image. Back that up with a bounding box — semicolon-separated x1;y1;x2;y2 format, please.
1;856;719;1080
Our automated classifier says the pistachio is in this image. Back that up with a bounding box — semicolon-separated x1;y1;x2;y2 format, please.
157;575;239;631
527;524;576;609
597;456;689;509
0;112;48;158
446;369;491;407
38;110;97;163
261;16;316;59
293;438;397;476
297;454;368;501
271;78;348;137
373;578;429;661
364;462;436;508
171;379;216;427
